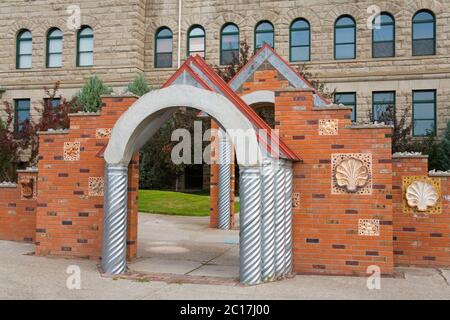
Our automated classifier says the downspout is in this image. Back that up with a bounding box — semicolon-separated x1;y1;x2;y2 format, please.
178;0;182;68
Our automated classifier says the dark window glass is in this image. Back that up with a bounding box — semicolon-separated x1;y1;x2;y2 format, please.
188;26;205;57
290;19;310;61
47;28;63;68
17;30;32;69
44;98;61;108
221;24;239;65
14;99;30;132
373;13;395;58
334;92;356;122
372;91;396;124
255;21;274;50
155;27;173;68
77;26;93;67
413;90;436;136
412;11;435;56
335;16;356;60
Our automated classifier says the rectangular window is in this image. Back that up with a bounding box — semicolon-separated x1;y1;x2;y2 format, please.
334;93;356;122
372;91;396;124
44;98;61;108
413;90;436;136
14;99;30;132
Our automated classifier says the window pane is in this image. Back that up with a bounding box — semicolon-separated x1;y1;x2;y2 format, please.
374;25;394;42
156;52;172;68
291;46;309;61
291;30;309;46
414;11;434;22
157;38;172;53
256;33;273;48
19;40;32;54
336;44;355;59
189;37;204;52
413;22;434;39
157;28;172;38
49;38;62;53
80;27;93;36
51;98;61;108
414;91;435;101
79;37;93;52
48;53;62;67
414;103;435;119
223;24;238;33
256;22;273;32
336;28;355;44
334;93;356;121
373;42;394;58
292;20;308;30
189;27;204;37
221;50;239;65
336;17;354;26
414;120;435;136
79;52;93;66
15;100;30;132
222;34;239;50
19;55;32;68
413;39;435;55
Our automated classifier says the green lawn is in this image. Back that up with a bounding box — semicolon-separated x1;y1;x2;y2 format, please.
138;190;240;216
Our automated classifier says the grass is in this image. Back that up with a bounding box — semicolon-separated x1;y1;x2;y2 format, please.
138;189;240;216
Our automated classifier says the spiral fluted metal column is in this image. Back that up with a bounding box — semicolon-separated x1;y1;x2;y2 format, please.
239;166;262;285
274;160;287;278
101;164;129;275
218;133;232;230
261;160;276;282
283;162;293;276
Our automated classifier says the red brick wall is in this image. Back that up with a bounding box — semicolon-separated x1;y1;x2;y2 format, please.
275;89;394;276
392;156;450;267
0;170;38;242
35;97;139;260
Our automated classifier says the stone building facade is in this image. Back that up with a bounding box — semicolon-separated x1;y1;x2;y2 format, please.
0;0;449;137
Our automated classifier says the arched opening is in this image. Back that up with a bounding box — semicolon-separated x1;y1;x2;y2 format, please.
102;85;294;285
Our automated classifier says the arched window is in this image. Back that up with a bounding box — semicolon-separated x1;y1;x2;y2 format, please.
255;21;274;51
17;29;32;69
187;25;205;57
46;28;63;68
155;27;173;68
372;13;395;58
290;18;310;62
220;23;239;65
412;10;436;56
334;15;356;60
77;26;94;67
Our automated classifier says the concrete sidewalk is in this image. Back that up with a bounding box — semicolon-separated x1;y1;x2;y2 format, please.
0;213;449;300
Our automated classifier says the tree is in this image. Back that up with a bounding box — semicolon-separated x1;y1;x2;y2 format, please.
127;74;151;97
296;63;336;100
75;75;112;112
432;121;450;171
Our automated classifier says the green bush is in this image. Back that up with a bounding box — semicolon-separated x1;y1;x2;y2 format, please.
75;75;112;112
432;121;450;171
127;74;151;97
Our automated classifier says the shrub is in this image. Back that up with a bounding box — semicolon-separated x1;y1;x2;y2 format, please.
431;121;450;171
75;75;112;112
127;74;151;97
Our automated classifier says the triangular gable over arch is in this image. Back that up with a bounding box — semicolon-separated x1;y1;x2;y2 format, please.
163;55;300;161
229;44;331;107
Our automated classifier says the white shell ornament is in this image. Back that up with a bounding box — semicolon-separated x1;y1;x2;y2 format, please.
335;158;369;192
406;181;439;212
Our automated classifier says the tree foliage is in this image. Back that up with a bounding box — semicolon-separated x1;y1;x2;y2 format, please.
127;74;151;97
74;75;112;112
215;41;251;83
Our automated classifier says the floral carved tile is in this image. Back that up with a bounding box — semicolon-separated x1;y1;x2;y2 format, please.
89;177;104;197
96;128;112;139
63;142;80;161
358;219;380;236
20;176;37;200
292;192;300;208
319;119;338;135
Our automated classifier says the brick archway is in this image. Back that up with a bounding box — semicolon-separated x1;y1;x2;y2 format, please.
102;84;294;285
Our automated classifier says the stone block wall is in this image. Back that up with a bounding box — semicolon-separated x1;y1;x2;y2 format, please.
392;155;450;267
275;89;394;276
0;170;38;243
35;96;139;260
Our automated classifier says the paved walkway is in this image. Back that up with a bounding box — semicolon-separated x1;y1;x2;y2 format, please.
0;213;449;299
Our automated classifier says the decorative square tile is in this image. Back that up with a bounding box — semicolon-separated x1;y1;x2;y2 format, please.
96;128;112;139
402;176;441;214
89;177;104;197
358;219;380;236
292;192;300;208
89;177;105;197
319;119;338;135
63;142;80;161
20;176;37;200
331;153;372;195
